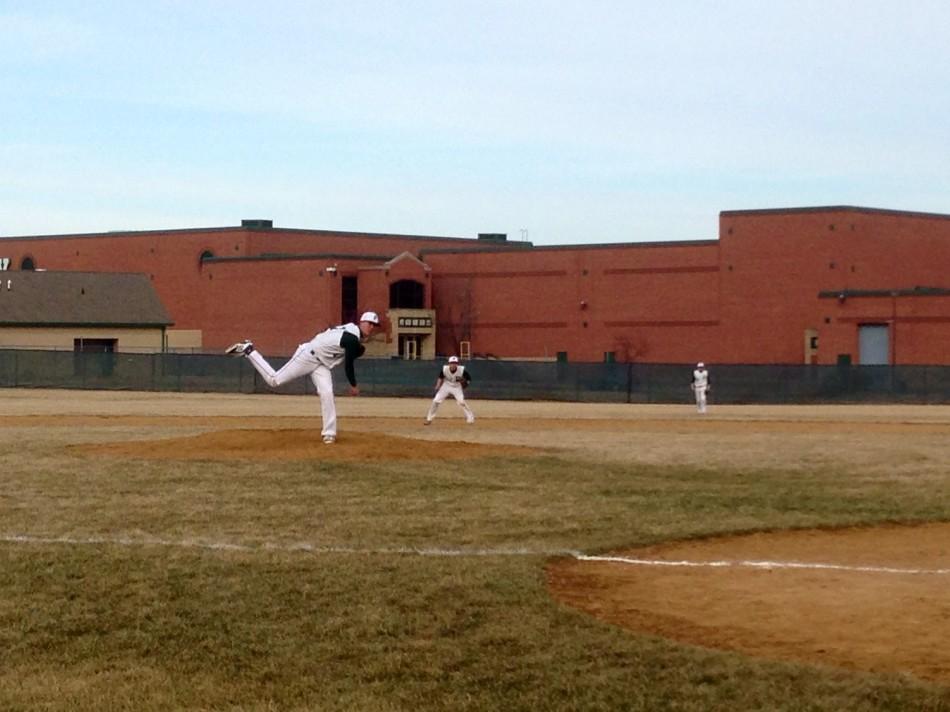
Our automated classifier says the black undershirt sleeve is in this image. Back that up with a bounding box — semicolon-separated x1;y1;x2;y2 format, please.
340;332;363;387
462;370;472;384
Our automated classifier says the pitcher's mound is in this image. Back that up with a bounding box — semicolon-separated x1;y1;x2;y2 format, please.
72;429;538;462
548;523;950;682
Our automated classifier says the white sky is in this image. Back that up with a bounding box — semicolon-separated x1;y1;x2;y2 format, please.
2;1;949;244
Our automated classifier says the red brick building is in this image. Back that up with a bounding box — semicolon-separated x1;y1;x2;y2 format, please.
2;206;950;364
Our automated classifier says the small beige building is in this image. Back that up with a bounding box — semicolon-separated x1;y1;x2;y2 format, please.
0;271;172;352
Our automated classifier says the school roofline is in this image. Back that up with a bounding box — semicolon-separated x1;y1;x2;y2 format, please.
720;205;950;221
0;224;475;243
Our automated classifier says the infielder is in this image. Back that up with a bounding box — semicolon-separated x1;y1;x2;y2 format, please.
424;356;474;425
225;311;381;444
691;361;710;414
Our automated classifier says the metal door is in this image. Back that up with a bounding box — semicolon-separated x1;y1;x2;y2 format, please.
858;325;889;365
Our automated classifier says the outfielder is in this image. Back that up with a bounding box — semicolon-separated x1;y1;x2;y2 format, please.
225;311;381;444
691;361;710;414
424;356;475;425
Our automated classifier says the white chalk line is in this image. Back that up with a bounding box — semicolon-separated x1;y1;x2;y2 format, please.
0;534;577;558
3;534;948;575
576;554;950;575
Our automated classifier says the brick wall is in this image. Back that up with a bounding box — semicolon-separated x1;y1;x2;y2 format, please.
4;208;950;363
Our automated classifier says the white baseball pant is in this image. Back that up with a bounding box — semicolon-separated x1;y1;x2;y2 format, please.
426;382;474;423
693;385;707;414
246;346;338;438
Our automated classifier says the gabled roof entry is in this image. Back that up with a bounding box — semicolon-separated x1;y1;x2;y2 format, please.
382;251;431;271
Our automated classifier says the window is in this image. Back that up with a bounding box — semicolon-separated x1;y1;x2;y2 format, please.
397;316;432;329
74;338;117;354
389;280;425;309
20;256;35;270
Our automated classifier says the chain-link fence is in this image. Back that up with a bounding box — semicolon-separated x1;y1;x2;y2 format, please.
2;349;950;404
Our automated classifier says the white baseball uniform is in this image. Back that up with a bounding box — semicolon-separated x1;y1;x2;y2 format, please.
691;367;709;414
246;323;363;438
425;364;475;424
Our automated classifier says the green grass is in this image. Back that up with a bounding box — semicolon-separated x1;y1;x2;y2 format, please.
1;427;949;710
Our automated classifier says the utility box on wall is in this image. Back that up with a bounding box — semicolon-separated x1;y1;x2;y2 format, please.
804;329;818;364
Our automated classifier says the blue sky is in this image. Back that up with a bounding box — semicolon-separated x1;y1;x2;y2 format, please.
3;1;949;244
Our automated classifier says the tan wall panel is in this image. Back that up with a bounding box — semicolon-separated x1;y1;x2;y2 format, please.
0;327;164;352
166;329;203;350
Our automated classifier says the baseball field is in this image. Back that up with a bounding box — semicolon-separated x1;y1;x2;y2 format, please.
1;388;949;711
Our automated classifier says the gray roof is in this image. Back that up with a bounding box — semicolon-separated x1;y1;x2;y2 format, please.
1;223;476;243
0;271;173;327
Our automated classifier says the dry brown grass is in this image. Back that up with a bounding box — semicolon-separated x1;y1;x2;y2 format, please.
2;389;950;710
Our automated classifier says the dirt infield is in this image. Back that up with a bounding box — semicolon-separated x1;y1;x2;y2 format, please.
547;523;950;682
5;388;950;476
4;389;950;683
72;428;539;461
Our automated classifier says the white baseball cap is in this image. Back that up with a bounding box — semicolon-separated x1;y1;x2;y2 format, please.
697;362;705;368
448;356;459;363
360;311;380;325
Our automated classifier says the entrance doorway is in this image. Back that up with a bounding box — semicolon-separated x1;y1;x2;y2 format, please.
341;276;358;324
73;338;117;376
399;335;421;360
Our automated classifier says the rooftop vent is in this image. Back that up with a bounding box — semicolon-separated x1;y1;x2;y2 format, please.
477;232;507;242
242;219;274;229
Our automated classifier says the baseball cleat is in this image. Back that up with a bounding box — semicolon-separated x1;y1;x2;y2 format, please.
423;419;432;425
322;436;335;444
225;340;253;356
